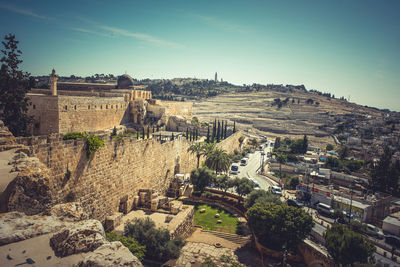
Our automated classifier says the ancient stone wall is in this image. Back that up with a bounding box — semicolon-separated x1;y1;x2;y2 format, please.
57;96;130;134
28;94;59;135
216;131;243;155
15;131;242;222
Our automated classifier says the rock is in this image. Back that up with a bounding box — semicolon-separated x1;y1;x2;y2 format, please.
166;115;188;131
0;120;16;149
215;213;220;218
199;208;206;213
50;219;106;257
49;202;89;222
3;162;53;215
74;241;143;267
217;220;222;224
0;211;69;245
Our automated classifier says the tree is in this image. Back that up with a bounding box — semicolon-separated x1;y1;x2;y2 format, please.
246;203;314;250
206;125;210;143
224;122;227;139
371;146;399;195
190;166;215;193
302;135;308;153
249;138;258;149
205;147;231;174
233;121;236;133
324;224;375;265
216;120;221;143
238;136;244;147
124;217;185;262
0;34;32;136
215;174;234;196
244;189;281;209
188;142;203;168
339;145;350;160
326;143;334;151
233;177;255;202
275;152;287;178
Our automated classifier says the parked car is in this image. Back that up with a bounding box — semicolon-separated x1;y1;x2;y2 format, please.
230;163;239;175
270;185;282;196
366;224;384;239
240;158;248;166
287;199;304;208
385;235;400;248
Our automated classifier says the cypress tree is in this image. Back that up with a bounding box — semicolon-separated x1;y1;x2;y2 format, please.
186;128;189;138
224;122;227;139
233;121;236;133
217;120;221;143
189;129;192;141
206;125;210;143
171;133;174;141
136;130;139;139
147;126;150;139
221;121;224;139
211;122;216;143
152;126;155;133
142;127;145;139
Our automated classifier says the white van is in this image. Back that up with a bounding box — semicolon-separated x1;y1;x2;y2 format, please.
230;163;239;175
270;185;282;196
366;224;384;239
240;158;248;166
316;203;334;216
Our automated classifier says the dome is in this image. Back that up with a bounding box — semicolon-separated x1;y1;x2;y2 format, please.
117;74;134;89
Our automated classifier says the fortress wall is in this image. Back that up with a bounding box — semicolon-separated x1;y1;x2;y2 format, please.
215;130;243;155
57;96;131;133
16;132;242;222
28;94;59;135
162;101;193;120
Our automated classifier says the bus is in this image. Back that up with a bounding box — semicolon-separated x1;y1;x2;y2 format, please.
316;203;334;217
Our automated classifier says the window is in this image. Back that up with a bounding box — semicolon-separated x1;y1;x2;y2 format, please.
33;104;36;110
74;105;77;110
88;105;90;110
100;105;102;109
65;106;68;110
111;105;113;109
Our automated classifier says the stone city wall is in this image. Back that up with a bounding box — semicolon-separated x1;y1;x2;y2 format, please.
15;131;242;222
57;96;131;134
28;94;59;135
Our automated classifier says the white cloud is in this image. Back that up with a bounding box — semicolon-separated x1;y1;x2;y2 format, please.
193;14;245;33
0;2;50;20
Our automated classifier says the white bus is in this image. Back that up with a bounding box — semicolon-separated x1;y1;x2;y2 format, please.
316;203;334;216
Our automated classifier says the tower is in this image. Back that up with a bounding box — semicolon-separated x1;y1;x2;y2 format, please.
215;72;218;82
49;69;58;96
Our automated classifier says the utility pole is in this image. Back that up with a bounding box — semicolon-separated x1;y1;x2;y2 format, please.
349;181;354;225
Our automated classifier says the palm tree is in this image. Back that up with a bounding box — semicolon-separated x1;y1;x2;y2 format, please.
276;152;287;178
249;138;259;149
188;142;203;168
205;148;232;174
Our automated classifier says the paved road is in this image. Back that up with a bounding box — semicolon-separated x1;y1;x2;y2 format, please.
235;142;276;191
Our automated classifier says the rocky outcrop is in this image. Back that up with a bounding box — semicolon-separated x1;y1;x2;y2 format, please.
50;219;106;257
0;204;143;267
0;211;69;245
167;115;188;131
2;152;53;215
75;241;143;267
0;120;17;151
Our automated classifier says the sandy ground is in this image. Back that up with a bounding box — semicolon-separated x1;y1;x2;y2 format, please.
0;233;88;267
0;149;17;194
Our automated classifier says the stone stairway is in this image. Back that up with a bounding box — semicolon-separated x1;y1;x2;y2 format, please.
201;230;251;245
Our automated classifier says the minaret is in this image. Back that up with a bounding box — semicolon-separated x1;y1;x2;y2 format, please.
215;72;218;82
49;69;58;96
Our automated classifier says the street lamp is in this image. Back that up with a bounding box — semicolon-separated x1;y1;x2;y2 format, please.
348;181;354;225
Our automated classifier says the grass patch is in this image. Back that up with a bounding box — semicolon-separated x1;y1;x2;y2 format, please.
185;202;238;234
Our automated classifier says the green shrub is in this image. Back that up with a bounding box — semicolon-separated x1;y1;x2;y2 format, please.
63;132;86;140
124;218;185;262
105;232;146;261
63;132;104;158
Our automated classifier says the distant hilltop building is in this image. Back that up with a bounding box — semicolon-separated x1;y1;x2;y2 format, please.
27;70;192;135
215;72;218;83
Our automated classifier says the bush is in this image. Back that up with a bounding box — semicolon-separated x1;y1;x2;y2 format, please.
105;232;146;261
124;218;185;262
63;132;104;158
202;191;213;198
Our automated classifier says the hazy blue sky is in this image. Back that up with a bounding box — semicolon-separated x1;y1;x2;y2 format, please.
0;0;399;111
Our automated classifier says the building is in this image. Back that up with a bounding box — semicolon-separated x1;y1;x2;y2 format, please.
27;70;193;135
214;72;217;82
382;216;400;236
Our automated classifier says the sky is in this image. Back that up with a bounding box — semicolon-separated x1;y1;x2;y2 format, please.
0;0;399;111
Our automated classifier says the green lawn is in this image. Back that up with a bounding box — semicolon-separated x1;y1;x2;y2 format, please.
186;202;239;234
